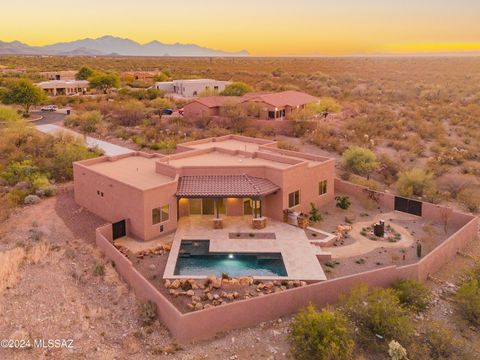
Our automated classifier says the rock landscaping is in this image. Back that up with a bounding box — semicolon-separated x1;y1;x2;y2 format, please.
163;276;308;312
360;222;402;242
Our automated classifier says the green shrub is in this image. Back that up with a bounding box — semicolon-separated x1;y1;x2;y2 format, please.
455;278;480;326
341;284;413;346
349;176;381;191
342;146;378;178
335;196;351;210
289;305;355;360
93;263;105;277
422;322;461;360
397;169;435;198
457;187;480;213
309;202;322;222
392;279;430;313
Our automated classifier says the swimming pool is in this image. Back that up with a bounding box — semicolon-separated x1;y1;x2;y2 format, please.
174;240;288;277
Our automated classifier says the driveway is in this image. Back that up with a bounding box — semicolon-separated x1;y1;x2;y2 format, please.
35;124;133;156
31;110;67;125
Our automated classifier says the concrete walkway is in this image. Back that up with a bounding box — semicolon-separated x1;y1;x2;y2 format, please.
35;124;134;156
327;212;415;259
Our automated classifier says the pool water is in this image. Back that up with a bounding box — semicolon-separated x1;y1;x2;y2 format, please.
174;240;288;277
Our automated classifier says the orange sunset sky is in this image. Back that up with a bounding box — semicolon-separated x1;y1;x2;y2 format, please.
1;0;480;55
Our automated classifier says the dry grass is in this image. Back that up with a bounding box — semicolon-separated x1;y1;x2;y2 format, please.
26;242;50;264
0;247;26;294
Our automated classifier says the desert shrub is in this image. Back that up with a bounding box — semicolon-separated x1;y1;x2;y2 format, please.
93;263;105;276
397;169;435;198
113;100;148;126
277;140;299;151
221;82;252;96
0;105;21;123
335;196;351;210
341;284;413;346
422;322;461;359
342;146;378;178
436;173;478;198
388;340;408;360
137;300;157;326
289;305;355;360
457;187;480;213
309;97;341;114
309;202;322;222
349;176;381;191
24;194;41;205
455;278;480;326
377;153;402;184
392;279;430;313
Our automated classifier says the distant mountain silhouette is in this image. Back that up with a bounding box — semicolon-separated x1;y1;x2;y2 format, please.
0;36;250;57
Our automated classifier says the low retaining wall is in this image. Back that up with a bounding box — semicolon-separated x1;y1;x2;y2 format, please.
95;182;478;342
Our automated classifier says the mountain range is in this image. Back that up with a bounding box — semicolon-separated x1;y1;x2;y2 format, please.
0;36;249;57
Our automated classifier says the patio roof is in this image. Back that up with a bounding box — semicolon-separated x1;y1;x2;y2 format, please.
176;175;280;198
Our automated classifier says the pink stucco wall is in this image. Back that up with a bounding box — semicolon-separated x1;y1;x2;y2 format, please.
96;203;478;342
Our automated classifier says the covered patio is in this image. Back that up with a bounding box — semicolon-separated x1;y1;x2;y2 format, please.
176;174;280;229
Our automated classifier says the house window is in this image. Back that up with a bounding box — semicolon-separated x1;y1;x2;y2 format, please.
268;111;276;119
214;86;219;91
152;204;169;225
288;190;300;208
319;180;327;195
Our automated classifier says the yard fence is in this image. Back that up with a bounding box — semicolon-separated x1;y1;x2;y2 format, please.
95;180;479;342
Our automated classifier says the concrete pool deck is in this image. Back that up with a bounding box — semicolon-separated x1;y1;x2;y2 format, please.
163;216;328;281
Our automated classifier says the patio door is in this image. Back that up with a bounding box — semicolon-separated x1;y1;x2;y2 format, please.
189;199;202;215
202;198;215;215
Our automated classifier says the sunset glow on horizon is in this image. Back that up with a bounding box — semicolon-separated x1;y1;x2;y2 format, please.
2;0;480;55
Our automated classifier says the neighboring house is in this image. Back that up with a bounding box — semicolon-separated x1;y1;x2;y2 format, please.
37;80;89;96
0;68;27;75
73;135;335;241
154;79;231;97
183;90;319;119
183;96;242;117
242;91;319;119
40;70;77;81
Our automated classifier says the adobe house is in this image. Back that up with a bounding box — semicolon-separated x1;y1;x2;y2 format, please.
155;79;231;97
37;80;89;96
183;90;319;120
183;96;242;117
73;135;335;241
40;70;77;81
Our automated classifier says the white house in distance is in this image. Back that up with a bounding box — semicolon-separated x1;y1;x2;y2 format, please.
40;70;77;81
154;79;231;97
37;80;89;96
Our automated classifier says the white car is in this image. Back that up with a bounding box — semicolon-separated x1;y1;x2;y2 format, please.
41;105;58;112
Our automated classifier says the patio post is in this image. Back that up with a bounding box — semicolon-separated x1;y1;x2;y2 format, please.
214;198;219;219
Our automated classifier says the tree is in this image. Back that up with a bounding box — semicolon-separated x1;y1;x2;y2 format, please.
2;79;46;115
76;66;95;80
342;146;378;179
221;82;253;96
88;72;120;94
289;305;355;360
310;97;341;115
397;168;435;198
153;72;169;82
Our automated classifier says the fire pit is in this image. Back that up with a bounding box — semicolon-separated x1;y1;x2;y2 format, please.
360;221;402;242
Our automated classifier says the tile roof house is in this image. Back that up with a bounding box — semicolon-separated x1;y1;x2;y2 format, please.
183;90;319;119
74;135;335;241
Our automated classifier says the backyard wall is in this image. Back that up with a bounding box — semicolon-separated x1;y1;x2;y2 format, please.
95;181;478;342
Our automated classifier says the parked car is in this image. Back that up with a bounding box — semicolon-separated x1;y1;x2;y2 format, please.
162;108;173;115
178;108;184;116
41;105;57;112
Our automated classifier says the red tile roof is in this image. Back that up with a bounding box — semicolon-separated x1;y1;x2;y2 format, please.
176;175;280;198
192;96;242;108
241;91;318;108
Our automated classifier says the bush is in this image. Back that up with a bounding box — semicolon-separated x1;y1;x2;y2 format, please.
392;279;430;313
342;146;378;178
341;284;413;346
221;82;252;96
422;322;461;359
137;300;157;326
457;187;480;213
24;194;41;205
397;169;435;198
289;305;355;360
335;196;351;210
349;176;381;191
309;202;322;222
93;263;105;276
455;278;480;326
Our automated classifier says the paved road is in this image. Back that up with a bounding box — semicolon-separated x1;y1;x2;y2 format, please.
30;110;67;125
31;109;133;156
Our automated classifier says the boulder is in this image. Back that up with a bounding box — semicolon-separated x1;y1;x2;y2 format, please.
164;279;171;288
206;293;214;301
233;291;240;299
192;296;202;303
238;276;254;286
170;279;181;289
194;302;204;311
264;282;274;289
186;290;195;297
